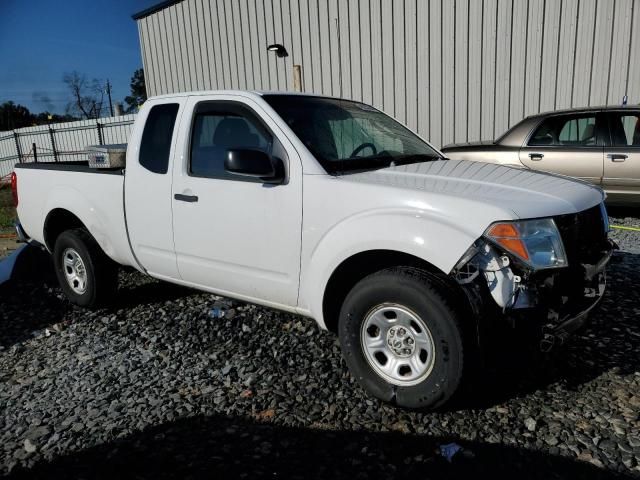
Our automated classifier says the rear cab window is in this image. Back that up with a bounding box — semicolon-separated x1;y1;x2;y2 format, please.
139;103;179;174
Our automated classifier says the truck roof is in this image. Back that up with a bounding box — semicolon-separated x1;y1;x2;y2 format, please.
146;90;348;102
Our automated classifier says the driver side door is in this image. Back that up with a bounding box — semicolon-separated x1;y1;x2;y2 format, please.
171;95;303;308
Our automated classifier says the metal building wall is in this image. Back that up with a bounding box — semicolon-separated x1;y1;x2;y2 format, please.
136;0;640;148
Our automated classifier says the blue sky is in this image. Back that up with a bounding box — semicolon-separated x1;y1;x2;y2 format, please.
0;0;158;114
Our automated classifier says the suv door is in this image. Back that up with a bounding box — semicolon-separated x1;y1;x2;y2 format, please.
171;95;303;308
518;112;605;185
603;110;640;203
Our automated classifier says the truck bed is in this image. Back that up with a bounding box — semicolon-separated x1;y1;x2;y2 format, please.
14;162;136;267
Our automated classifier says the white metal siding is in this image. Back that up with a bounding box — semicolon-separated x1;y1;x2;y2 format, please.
137;0;640;147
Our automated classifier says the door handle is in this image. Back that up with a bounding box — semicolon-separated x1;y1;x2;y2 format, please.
607;154;628;162
528;153;544;160
174;193;199;202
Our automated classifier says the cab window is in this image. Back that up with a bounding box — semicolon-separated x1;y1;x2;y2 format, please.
189;102;272;179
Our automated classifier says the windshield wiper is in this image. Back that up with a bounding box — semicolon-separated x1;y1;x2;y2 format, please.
390;154;440;166
330;154;441;175
332;156;393;173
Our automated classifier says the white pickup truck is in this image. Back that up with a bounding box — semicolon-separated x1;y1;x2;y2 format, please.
13;91;613;409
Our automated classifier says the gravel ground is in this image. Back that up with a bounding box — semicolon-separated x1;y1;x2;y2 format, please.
610;209;640;254
0;215;638;479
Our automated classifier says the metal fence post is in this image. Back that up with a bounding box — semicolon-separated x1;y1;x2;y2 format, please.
13;131;22;163
96;122;103;145
49;127;58;162
32;143;38;163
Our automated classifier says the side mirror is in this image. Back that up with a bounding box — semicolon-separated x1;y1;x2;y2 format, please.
224;149;284;183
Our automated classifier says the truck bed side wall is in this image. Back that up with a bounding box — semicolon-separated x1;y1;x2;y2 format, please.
15;167;137;268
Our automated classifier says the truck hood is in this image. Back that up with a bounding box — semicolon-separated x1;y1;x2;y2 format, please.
344;160;604;219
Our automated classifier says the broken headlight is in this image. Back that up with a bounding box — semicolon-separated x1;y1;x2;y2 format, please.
484;218;568;269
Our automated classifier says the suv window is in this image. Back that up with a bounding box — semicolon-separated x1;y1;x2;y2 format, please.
529;114;598;147
139;103;179;174
609;112;640;146
190;102;272;179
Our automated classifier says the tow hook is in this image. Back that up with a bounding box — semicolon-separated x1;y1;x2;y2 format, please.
540;330;571;352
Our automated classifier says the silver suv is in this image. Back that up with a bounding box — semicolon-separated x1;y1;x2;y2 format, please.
441;106;640;205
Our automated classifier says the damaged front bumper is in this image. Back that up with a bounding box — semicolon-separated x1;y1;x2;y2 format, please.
452;236;614;352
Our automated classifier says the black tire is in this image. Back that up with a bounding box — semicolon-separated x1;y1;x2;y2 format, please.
53;228;118;308
338;267;465;409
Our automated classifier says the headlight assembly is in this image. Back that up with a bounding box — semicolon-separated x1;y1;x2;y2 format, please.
484;218;568;269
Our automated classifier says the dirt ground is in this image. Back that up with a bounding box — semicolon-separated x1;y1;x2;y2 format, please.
0;234;18;258
0;185;18;258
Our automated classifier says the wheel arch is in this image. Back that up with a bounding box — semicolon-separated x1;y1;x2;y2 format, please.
43;208;89;251
321;249;468;333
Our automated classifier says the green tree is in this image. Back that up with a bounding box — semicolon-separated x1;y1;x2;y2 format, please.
34;112;77;124
124;68;147;113
0;101;35;130
0;102;78;131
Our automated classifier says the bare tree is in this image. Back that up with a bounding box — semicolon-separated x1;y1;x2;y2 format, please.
63;71;105;119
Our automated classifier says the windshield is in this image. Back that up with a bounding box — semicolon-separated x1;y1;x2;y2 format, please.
263;95;442;174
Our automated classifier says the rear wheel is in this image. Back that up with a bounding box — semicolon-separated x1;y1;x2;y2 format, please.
338;267;465;409
53;229;117;308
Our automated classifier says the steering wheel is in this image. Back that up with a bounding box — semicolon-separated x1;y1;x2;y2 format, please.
349;142;377;158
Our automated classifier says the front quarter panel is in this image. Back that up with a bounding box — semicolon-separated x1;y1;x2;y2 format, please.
298;175;495;328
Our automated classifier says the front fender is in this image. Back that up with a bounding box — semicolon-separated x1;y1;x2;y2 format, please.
299;208;479;328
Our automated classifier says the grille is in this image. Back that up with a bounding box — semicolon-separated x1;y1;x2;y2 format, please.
554;204;609;266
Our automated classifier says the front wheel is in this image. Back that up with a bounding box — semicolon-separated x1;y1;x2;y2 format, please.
338;267;465;409
53;229;118;308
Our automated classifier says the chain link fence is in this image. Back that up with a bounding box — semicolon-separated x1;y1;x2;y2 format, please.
0;114;137;181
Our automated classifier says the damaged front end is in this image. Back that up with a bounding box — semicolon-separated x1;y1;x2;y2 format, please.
451;203;614;352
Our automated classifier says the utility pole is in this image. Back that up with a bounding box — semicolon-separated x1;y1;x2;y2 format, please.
105;79;114;117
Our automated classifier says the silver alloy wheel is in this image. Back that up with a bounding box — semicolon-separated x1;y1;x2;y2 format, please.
62;248;88;294
360;303;436;386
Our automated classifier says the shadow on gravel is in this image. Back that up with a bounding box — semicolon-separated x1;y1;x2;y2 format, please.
6;414;632;480
0;269;196;348
0;282;70;349
607;206;640;218
106;277;196;310
452;251;640;410
0;245;60;346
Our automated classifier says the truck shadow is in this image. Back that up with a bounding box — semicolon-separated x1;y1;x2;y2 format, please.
105;271;196;310
5;413;632;480
0;270;195;349
0;282;71;349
